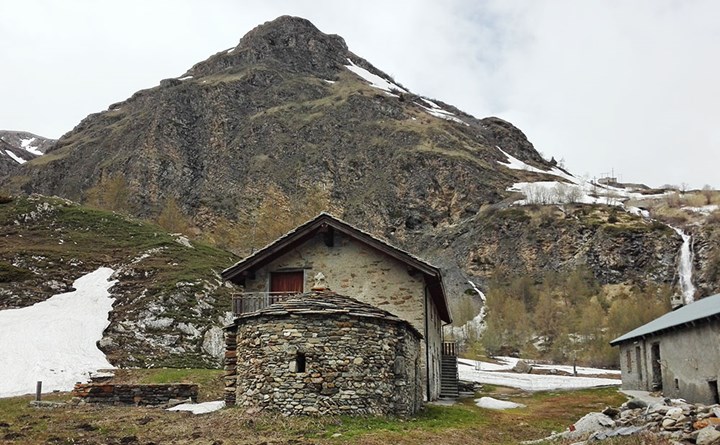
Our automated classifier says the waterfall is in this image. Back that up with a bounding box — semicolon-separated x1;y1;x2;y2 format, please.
447;280;487;345
671;226;696;304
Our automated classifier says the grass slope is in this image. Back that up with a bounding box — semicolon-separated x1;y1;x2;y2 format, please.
0;371;640;445
0;195;239;367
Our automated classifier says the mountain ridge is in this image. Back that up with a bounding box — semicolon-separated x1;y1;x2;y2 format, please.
1;15;714;326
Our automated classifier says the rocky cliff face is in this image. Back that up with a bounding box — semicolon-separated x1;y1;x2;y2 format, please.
690;218;720;299
0;131;55;176
0;16;700;321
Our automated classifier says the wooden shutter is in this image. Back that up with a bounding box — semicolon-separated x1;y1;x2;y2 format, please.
270;271;304;294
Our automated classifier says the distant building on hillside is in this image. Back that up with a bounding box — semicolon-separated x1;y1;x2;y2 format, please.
610;294;720;405
598;176;619;186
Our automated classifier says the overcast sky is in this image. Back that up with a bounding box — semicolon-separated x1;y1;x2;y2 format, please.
1;1;718;189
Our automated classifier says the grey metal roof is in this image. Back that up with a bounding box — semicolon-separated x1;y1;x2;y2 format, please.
610;293;720;345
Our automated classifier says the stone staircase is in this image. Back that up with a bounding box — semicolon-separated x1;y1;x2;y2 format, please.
440;342;459;398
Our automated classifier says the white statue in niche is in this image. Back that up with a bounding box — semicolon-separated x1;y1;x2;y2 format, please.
312;272;328;291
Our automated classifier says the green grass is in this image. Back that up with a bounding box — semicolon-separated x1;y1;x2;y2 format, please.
320;404;479;439
0;385;639;445
109;368;225;401
0;195;236;290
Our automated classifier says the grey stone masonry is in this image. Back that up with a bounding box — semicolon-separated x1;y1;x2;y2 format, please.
224;291;423;416
224;324;238;406
71;383;198;405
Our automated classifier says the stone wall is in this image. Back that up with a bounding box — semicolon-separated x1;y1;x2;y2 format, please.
224;324;238;406
243;231;442;399
618;319;720;405
226;312;422;416
72;383;198;405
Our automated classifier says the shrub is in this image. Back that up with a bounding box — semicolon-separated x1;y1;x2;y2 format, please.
707;210;720;224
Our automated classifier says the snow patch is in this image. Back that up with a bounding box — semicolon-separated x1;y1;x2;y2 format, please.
344;59;407;95
20;137;35;148
0;268;117;398
627;206;651;218
458;358;621;391
173;234;193;248
178;75;193;81
168;400;224;414
5;150;26;164
20;137;43;156
475;396;525;410
496;146;667;208
418;104;468;125
682;204;719;215
497;147;577;182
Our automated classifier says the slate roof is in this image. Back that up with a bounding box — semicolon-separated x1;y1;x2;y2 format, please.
221;212;451;323
230;290;423;339
610;293;720;345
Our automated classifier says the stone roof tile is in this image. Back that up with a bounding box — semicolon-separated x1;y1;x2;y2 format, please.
232;291;423;339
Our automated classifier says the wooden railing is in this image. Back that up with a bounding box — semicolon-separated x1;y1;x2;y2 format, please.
231;292;301;315
442;341;457;357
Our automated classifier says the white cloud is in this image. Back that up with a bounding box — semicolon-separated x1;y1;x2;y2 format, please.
0;0;717;188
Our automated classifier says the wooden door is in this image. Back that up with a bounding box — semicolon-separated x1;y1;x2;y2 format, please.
270;271;304;303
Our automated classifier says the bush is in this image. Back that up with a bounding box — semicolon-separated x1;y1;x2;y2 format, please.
707;210;720;224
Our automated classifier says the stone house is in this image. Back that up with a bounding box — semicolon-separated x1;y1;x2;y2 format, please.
221;212;454;408
224;289;423;415
610;293;720;405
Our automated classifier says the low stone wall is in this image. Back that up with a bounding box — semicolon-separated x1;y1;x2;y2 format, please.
71;383;198;405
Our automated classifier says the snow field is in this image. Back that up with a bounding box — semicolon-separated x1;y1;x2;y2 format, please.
0;268;117;398
458;357;620;392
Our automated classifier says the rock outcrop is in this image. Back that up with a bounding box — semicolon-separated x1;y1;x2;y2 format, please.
538;396;720;444
0;15;706;340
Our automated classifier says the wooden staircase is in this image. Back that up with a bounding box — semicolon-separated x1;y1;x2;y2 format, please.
440;342;459;398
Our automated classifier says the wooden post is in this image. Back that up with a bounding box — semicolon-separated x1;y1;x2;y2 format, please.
35;381;42;401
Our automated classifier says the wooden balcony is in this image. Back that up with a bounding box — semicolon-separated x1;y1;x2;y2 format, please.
442;341;457;357
231;292;301;315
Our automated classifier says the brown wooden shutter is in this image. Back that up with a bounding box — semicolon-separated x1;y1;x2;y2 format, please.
270;271;304;294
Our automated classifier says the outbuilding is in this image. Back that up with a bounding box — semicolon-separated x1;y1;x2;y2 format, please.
224;288;423;416
610;293;720;405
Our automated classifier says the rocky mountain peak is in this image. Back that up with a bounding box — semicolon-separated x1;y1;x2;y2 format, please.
184;15;350;79
0;130;55;176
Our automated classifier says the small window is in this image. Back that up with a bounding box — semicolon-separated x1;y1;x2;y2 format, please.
675;379;679;390
626;350;632;372
296;352;306;373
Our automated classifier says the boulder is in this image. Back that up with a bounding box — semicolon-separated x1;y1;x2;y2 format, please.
696;426;720;445
564;412;615;440
666;407;684;420
512;360;533;374
625;399;648;410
